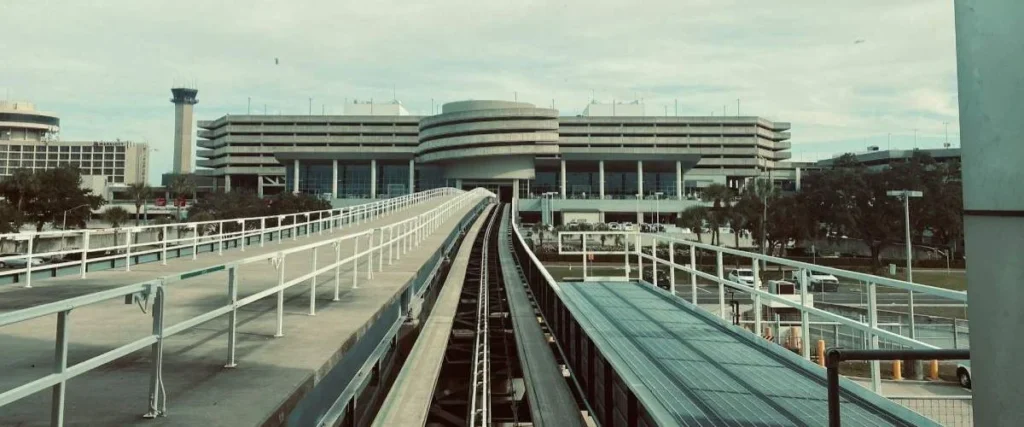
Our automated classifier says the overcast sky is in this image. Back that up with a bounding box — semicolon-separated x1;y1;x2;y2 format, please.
3;0;959;183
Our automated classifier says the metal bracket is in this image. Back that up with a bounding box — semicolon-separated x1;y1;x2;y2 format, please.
270;254;283;270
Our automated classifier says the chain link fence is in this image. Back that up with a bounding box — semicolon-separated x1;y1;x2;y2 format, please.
889;396;973;426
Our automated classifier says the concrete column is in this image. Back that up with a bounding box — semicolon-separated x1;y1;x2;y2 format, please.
455;179;462;190
560;159;567;199
598;160;605;200
292;159;300;194
331;160;338;199
676;160;683;200
370;159;377;199
957;2;1024;423
408;159;415;194
224;174;231;193
512;179;520;200
637;160;644;198
257;177;264;198
795;167;802;191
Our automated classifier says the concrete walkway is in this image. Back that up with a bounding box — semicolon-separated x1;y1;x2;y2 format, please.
0;194;485;426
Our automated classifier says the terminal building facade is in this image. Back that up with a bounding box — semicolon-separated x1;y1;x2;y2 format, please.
197;100;797;224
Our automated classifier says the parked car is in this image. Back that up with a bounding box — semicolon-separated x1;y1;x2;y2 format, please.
790;270;840;292
727;268;757;286
642;268;671;290
608;222;622;231
957;361;972;389
622;222;635;231
0;253;45;269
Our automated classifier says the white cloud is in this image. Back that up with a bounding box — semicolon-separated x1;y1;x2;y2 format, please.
1;0;960;180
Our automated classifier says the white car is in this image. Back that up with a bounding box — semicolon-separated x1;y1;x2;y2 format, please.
608;222;622;231
622;222;635;231
957;361;972;389
0;253;45;269
791;271;840;292
727;268;757;286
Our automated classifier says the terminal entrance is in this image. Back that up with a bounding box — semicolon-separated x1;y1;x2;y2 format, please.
459;180;514;202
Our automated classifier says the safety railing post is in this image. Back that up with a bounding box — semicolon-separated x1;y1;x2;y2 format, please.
238;220;246;252
753;258;761;337
333;241;342;301
352;237;360;289
650;236;657;288
636;233;643;282
191;224;199;260
278;216;285;244
717;250;725;320
293;214;299;241
261;218;266;247
125;229;133;271
226;267;238;368
377;229;384;272
387;226;394;265
309;247;318;315
276;254;286;337
144;284;165;419
868;282;881;392
689;245;697;305
25;237;34;289
82;231;91;278
798;269;810;359
51;310;70;426
623;234;631;280
218;222;224;255
161;226;168;265
367;234;374;280
668;241;676;295
582;236;588;282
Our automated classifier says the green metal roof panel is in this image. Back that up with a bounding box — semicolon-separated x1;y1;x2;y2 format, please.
558;281;938;427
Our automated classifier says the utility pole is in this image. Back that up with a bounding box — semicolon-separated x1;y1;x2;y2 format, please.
247;97;251;115
308;97;312;115
737;98;741;116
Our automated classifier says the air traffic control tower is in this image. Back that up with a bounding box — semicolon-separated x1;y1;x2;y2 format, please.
170;87;198;174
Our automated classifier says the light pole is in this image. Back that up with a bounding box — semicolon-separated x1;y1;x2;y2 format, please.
887;190;923;347
635;193;641;225
61;204;92;251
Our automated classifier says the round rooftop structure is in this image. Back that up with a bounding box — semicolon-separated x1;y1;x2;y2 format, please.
0;101;60;141
417;100;559;170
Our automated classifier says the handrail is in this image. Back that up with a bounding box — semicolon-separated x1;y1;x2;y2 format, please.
0;188;494;427
0;188;458;288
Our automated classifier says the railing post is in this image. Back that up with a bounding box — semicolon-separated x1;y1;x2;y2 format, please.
668;241;676;295
377;228;384;272
798;269;810;359
690;245;697;305
582;236;588;282
387;226;394;265
25;237;34;289
276;254;286;337
636;233;643;281
261;218;266;247
160;226;168;266
834;323;841;349
333;241;342;301
226;267;238;368
367;234;374;279
753;258;761;337
293;214;298;241
352;237;360;289
716;250;725;320
144;284;166;419
218;222;224;255
309;247;318;316
125;229;133;271
82;231;91;278
952;319;960;349
868;282;881;392
51;309;70;427
191;224;199;260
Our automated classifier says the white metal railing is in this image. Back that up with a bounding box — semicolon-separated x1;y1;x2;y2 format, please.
0;188;493;427
556;230;968;393
0;188;457;288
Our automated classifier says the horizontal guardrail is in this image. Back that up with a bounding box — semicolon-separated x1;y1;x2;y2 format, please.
0;188;458;288
556;230;969;394
0;188;495;427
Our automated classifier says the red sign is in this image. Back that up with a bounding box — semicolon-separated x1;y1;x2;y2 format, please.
155;197;167;207
175;198;188;207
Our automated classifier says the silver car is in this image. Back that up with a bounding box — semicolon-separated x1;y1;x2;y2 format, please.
0;253;45;269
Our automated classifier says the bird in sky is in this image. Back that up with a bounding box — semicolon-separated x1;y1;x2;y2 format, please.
274;58;280;65
854;39;866;44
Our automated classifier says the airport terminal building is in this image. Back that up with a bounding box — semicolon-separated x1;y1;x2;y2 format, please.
197;100;797;224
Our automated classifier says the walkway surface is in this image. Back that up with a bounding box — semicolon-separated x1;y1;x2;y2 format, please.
0;194;482;426
558;281;937;426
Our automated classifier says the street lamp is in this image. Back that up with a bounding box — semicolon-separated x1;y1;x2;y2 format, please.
61;204;92;251
887;190;923;342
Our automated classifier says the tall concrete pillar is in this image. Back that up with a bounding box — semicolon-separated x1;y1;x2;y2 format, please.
637;160;644;198
560;159;567;199
370;159;377;199
512;179;520;200
957;2;1024;424
292;159;300;194
224;175;231;193
598;160;605;200
795;167;802;191
257;177;264;198
455;179;462;190
331;160;339;199
408;159;415;194
676;160;683;200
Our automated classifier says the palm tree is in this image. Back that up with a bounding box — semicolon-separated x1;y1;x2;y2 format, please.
168;174;196;222
678;206;708;243
125;183;152;226
102;207;131;248
701;184;733;245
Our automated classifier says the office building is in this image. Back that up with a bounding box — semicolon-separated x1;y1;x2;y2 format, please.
0;101;149;199
197;99;795;224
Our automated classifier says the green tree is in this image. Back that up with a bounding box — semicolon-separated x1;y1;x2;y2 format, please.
677;206;708;243
125;183;152;226
701;183;733;245
168;174;197;221
0;204;24;234
22;166;104;232
0;169;40;211
102;206;131;247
